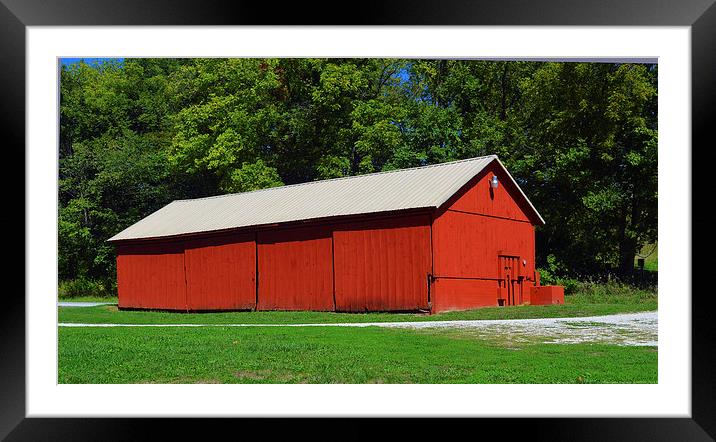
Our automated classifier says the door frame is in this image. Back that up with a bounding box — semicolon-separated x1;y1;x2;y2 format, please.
498;252;522;306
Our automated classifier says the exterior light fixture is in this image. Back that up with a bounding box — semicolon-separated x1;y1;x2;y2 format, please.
490;175;499;189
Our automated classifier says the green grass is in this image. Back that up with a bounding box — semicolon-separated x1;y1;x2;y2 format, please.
58;284;657;384
58;325;657;384
59;299;656;325
58;286;657;325
57;279;656;325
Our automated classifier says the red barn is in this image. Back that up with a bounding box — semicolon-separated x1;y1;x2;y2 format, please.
108;155;562;313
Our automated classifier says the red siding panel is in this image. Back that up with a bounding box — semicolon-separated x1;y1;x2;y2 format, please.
257;225;334;311
184;233;256;310
431;278;499;313
116;241;187;310
433;210;536;280
333;215;431;312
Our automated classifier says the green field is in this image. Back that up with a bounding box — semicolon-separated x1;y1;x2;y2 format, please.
59;302;656;325
58;325;656;384
58;285;657;384
59;286;657;325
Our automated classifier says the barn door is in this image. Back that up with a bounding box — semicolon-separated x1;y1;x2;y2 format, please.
498;254;522;306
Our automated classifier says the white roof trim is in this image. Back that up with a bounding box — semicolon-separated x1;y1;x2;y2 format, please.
491;157;546;225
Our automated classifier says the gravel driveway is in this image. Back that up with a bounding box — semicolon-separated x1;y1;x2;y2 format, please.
384;311;658;347
59;311;657;346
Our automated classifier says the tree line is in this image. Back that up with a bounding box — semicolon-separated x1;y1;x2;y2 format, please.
59;58;657;290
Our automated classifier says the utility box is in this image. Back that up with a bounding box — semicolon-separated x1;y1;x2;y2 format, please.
529;285;565;305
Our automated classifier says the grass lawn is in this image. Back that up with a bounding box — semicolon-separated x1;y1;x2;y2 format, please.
58;285;657;384
59;302;656;325
58;325;657;384
59;288;657;325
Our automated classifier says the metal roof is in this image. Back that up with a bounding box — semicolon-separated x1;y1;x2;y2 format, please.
108;155;544;242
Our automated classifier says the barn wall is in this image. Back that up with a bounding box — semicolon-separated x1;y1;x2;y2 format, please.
116;241;187;310
431;279;499;311
115;212;433;312
447;161;535;223
333;214;431;312
257;225;334;311
433;211;536;278
432;165;537;313
184;233;256;310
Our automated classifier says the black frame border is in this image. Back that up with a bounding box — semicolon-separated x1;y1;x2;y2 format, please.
5;0;714;439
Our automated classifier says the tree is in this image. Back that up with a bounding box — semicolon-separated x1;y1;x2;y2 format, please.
58;58;658;287
59;60;177;285
519;63;658;274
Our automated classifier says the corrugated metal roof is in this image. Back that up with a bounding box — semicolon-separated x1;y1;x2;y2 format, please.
108;155;544;242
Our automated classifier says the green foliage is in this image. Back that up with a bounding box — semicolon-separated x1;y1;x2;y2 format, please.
539;261;657;300
565;281;657;305
223;159;283;193
315;155;351;179
59;58;657;285
519;63;658;273
58;278;114;299
538;255;582;294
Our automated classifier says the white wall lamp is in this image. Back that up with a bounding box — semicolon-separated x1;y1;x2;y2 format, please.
490;175;499;189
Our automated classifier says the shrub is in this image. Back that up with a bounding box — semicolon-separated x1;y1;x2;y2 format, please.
538;253;657;295
58;278;114;299
566;280;657;305
539;274;580;294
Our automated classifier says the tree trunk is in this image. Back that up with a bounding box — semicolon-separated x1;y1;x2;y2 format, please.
618;238;637;275
618;192;641;275
616;200;636;275
500;63;509;121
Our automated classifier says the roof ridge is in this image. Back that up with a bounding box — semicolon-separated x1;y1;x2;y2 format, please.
174;155;497;203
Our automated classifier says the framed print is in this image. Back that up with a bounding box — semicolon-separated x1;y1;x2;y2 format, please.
6;0;715;439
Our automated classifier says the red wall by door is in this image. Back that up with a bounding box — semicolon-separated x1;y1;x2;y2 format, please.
430;278;499;312
432;210;535;279
257;225;334;311
333;214;431;312
431;164;537;313
184;233;256;310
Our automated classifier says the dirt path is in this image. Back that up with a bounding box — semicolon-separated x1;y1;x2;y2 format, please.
59;311;657;346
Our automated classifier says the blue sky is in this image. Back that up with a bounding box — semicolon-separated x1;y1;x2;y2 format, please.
60;58;123;66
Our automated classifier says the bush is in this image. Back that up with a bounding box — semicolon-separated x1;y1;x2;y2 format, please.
536;269;657;304
58;278;115;299
537;257;581;294
566;280;657;305
538;254;658;295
